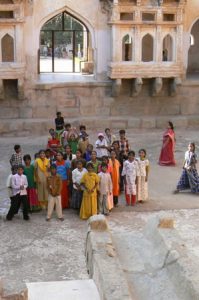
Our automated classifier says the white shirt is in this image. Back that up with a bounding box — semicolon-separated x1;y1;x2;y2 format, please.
98;172;112;195
95;138;108;158
72;168;87;189
11;174;28;196
122;160;140;178
6;174;14;197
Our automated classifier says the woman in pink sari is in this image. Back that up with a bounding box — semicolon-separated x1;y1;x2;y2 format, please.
159;121;176;166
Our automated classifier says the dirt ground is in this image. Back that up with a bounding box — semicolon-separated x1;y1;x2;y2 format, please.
0;128;199;296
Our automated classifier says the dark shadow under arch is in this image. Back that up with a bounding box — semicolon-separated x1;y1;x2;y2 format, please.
142;34;154;62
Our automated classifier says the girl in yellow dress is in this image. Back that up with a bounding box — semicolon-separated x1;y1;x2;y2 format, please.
34;150;50;209
80;163;99;220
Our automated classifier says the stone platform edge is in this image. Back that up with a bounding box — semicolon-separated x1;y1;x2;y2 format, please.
144;217;199;300
86;215;133;300
0;279;28;300
1;115;199;136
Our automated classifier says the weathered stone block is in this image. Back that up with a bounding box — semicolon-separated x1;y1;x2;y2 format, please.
0;107;19;119
156;116;171;129
170;116;188;128
128;118;141;128
33;106;55;118
187;116;199;127
80;106;95;116
19;107;33;119
95;119;111;129
57;98;77;107
111;121;127;129
60;108;80;118
158;218;175;229
88;214;108;232
141;118;156;129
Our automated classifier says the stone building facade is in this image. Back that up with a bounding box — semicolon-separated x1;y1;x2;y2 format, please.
0;0;199;134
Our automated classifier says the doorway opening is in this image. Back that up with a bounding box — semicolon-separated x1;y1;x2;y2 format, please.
39;11;90;73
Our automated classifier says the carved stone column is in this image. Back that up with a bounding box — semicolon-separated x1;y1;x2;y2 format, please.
156;25;162;62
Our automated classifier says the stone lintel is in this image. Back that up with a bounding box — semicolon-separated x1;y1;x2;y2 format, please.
151;77;163;97
112;78;121;97
131;77;143;97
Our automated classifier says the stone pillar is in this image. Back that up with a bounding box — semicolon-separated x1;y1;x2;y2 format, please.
134;26;141;62
131;78;143;97
112;79;121;97
156;25;162;62
0;79;4;100
18;78;24;100
15;24;24;63
176;25;183;64
151;77;163;96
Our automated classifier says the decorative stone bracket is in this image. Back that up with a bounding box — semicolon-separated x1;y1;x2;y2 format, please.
151;77;163;96
169;77;182;97
131;77;143;97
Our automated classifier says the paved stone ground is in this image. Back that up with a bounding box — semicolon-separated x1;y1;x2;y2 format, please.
0;129;199;296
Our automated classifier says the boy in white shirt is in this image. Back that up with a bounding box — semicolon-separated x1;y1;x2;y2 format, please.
98;163;112;215
6;165;29;221
95;133;108;159
71;160;87;210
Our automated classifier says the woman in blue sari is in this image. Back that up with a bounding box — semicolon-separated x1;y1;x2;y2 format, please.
175;143;199;193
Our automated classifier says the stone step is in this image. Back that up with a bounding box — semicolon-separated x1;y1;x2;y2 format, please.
1;115;199;136
27;280;100;300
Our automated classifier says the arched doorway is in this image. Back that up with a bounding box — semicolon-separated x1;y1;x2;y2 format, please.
187;19;199;74
142;34;154;62
1;34;14;62
39;11;90;73
122;34;132;61
162;34;173;61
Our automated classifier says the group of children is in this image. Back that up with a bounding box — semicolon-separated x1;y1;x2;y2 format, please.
6;112;150;222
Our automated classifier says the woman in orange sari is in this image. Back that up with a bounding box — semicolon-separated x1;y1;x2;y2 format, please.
109;150;120;206
159;121;176;166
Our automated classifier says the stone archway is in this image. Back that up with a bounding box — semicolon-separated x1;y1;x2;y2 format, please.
122;34;132;61
39;11;93;74
1;34;14;62
187;19;199;74
142;34;154;62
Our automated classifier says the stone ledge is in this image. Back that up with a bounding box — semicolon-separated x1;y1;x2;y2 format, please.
0;278;28;300
1;115;199;136
86;215;132;300
143;217;199;300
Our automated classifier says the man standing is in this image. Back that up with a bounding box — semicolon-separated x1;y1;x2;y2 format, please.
6;165;29;221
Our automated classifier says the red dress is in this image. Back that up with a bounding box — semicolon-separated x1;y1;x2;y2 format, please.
159;129;176;166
